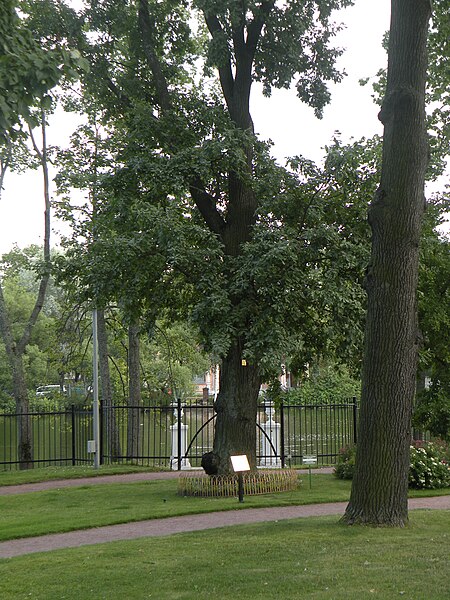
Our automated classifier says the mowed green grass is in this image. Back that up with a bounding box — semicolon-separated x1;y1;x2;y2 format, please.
0;511;449;599
0;464;165;486
1;472;449;542
0;475;353;541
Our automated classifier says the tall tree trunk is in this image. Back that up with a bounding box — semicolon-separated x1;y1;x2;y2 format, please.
213;338;261;473
343;0;431;526
212;180;261;473
97;309;121;460
0;292;34;468
0;111;51;468
127;320;141;460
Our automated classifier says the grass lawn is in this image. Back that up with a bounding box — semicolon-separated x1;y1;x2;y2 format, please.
0;510;449;599
0;464;165;487
0;472;448;542
0;474;352;541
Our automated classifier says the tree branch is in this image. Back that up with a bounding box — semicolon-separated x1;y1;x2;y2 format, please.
204;13;235;111
18;111;51;355
246;0;275;59
189;176;226;236
138;0;172;111
0;134;12;198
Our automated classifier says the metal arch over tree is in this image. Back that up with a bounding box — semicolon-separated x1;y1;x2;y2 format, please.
342;0;432;526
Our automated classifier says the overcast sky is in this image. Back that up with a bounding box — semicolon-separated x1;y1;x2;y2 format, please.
1;0;394;255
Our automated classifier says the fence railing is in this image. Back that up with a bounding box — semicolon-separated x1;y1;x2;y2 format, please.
0;399;358;471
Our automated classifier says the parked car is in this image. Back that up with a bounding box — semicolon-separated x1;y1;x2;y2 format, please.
36;385;66;397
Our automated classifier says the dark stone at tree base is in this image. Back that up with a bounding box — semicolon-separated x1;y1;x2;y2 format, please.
201;452;220;475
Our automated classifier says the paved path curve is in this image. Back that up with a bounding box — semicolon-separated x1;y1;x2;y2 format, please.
0;471;448;559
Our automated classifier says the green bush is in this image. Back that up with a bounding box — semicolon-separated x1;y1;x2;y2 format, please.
409;440;450;489
334;441;450;490
334;444;356;480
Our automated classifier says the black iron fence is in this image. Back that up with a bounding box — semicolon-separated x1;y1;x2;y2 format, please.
0;399;358;471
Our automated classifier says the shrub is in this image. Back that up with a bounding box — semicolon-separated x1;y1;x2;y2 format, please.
409;440;450;489
334;440;450;489
334;444;356;480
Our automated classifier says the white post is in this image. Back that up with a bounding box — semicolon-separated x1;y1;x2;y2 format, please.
92;309;100;469
170;400;191;470
260;400;281;468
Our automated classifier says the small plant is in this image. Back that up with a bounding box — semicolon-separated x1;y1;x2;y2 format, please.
409;440;450;489
334;444;356;480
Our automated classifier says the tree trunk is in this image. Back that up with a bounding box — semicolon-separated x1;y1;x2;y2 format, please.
343;0;431;526
127;320;141;459
0;112;51;468
213;338;261;473
96;309;121;461
11;350;33;469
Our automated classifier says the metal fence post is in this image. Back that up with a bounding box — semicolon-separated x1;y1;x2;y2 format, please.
177;398;182;471
71;404;76;466
352;397;358;444
280;399;285;468
99;400;104;465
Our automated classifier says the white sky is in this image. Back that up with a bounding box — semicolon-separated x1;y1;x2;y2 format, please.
0;0;397;255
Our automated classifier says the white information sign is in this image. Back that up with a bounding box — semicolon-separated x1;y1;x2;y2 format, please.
303;455;317;465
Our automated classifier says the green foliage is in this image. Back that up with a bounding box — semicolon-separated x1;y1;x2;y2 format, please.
285;362;361;405
409;441;450;489
0;0;86;133
333;444;356;480
46;1;370;380
359;0;450;178
413;387;450;442
335;441;450;489
142;320;212;401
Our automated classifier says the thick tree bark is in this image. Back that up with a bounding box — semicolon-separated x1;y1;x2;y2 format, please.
96;310;121;460
127;320;142;459
213;339;261;473
343;0;431;526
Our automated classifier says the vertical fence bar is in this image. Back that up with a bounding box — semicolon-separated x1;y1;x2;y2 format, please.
352;397;358;444
71;404;76;466
280;399;285;468
99;401;104;465
177;398;182;471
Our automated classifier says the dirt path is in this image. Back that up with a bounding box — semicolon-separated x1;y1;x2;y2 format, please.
0;471;448;559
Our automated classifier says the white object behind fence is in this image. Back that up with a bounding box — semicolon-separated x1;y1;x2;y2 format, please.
260;401;281;468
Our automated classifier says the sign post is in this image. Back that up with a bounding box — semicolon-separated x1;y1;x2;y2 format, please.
230;455;251;503
303;455;317;489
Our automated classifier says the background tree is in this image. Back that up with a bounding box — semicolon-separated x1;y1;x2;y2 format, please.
343;0;432;526
413;196;450;441
37;0;354;473
0;0;86;466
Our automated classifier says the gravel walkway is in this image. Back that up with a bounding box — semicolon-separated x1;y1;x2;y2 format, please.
0;471;448;559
